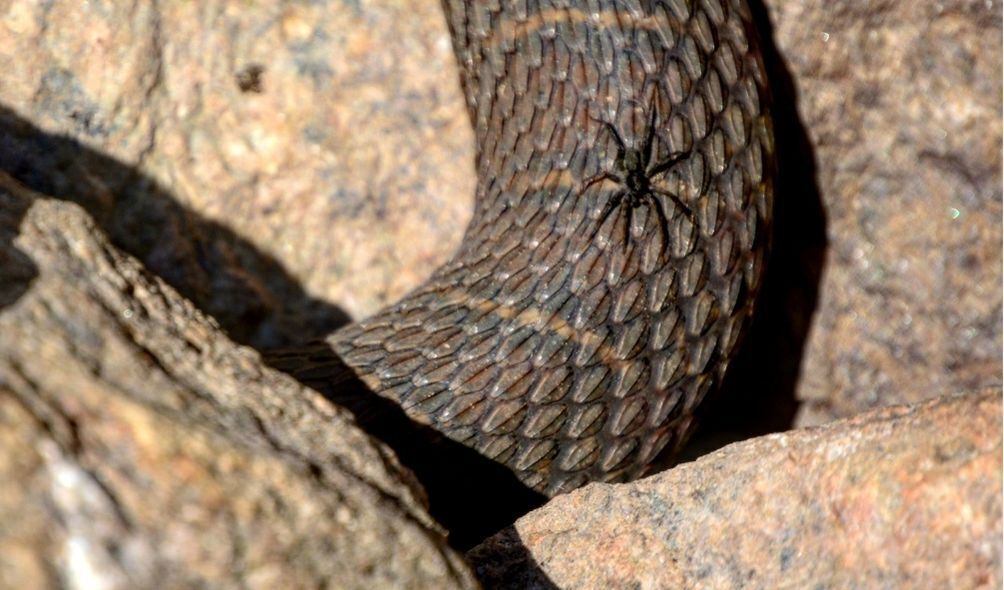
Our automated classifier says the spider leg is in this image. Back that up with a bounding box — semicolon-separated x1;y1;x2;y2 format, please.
575;171;622;197
641;93;660;168
646;191;673;257
589;189;626;245
654;187;697;225
647;150;689;178
590;116;626;163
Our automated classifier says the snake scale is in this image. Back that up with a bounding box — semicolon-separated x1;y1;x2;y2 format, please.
280;0;773;498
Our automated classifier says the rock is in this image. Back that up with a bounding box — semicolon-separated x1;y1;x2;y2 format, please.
0;0;474;348
764;0;1003;424
469;391;1002;589
0;173;476;589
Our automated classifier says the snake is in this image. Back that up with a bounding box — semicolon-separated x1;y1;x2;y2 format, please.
274;0;774;499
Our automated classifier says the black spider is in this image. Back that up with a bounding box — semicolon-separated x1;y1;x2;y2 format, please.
578;101;702;250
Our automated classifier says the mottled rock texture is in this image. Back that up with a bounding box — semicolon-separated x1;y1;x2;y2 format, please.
0;174;476;589
0;0;474;349
469;392;1002;590
764;0;1003;424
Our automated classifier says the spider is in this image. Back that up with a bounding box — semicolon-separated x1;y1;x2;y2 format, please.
578;101;703;251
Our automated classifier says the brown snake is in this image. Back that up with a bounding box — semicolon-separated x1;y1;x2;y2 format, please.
278;0;774;498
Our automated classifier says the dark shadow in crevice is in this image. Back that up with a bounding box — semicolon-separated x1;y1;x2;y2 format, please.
0;104;544;550
0;182;38;309
0;104;349;349
673;1;830;462
466;527;561;589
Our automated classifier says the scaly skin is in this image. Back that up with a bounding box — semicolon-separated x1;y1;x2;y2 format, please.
324;0;774;497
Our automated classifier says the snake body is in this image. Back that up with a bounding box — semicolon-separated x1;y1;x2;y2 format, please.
318;0;773;497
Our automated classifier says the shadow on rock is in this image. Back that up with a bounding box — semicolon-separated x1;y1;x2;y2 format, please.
672;1;830;463
0;104;349;349
466;527;561;590
0;182;39;308
0;103;545;550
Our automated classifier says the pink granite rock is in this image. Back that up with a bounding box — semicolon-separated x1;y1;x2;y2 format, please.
0;175;476;588
0;0;474;347
766;0;1003;424
470;391;1002;589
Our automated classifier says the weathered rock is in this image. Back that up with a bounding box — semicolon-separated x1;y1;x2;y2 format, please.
469;391;1002;589
0;173;476;589
764;0;1003;424
0;0;474;348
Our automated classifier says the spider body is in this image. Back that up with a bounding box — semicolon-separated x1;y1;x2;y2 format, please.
579;102;702;251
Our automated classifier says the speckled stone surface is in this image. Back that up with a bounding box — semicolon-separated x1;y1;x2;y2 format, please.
0;175;477;589
469;391;1002;589
762;0;1003;424
0;0;474;347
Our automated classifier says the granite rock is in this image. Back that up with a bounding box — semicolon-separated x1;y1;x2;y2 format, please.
470;391;1003;589
765;0;1003;424
0;173;476;589
0;0;474;348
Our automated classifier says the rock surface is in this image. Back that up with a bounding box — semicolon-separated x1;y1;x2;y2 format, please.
0;0;473;348
764;0;1003;424
469;391;1003;589
0;174;476;589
